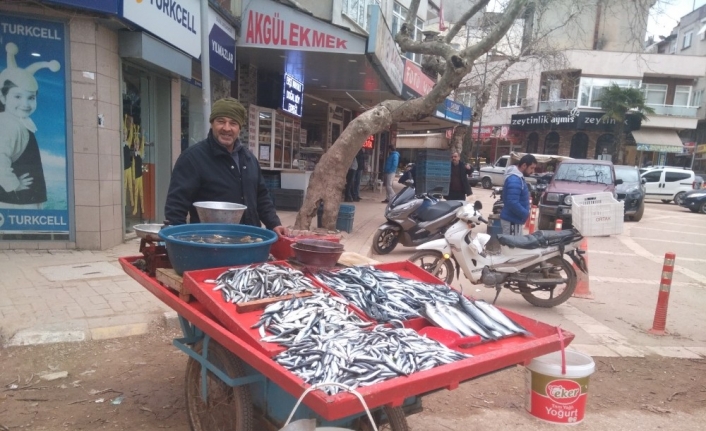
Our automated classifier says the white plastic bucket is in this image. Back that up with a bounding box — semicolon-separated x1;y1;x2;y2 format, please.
525;349;595;425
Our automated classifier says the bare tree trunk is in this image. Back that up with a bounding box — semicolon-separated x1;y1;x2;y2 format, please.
613;120;625;164
293;105;394;230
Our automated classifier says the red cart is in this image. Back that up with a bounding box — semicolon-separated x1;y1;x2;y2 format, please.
120;256;574;430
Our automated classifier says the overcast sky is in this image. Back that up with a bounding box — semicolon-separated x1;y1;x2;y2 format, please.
648;0;706;38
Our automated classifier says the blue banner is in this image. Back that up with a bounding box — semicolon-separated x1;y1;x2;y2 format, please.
0;16;70;233
445;99;464;123
43;0;119;15
0;209;69;232
462;106;472;126
208;8;236;79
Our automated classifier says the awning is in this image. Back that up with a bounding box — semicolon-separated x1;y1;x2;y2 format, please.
631;128;685;153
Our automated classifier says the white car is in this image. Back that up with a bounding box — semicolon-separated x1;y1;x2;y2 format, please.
640;166;696;205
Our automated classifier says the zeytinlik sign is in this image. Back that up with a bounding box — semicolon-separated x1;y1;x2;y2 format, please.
510;109;641;132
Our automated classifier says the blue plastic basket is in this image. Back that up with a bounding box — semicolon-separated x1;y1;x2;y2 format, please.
339;204;356;215
159;223;278;275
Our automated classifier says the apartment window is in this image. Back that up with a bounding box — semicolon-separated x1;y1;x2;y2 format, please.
499;81;527;108
669;40;677;53
342;0;371;29
642;84;667;105
693;89;703;108
455;88;476;107
674;85;692;106
392;2;424;64
683;31;693;49
578;77;641;108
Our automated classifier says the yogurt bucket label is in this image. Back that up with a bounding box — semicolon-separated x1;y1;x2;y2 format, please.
526;369;590;424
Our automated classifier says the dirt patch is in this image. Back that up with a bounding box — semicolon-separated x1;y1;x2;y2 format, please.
1;328;705;430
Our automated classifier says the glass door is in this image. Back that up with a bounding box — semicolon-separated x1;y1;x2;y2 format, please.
257;110;273;168
274;115;284;169
121;64;156;232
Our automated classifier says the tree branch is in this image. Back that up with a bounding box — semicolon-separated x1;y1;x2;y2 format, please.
462;0;529;60
444;0;491;43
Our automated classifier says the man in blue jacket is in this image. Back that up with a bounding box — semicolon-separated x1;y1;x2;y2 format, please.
382;143;399;203
164;98;287;237
500;154;537;236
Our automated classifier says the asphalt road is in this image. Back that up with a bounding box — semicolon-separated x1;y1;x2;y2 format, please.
373;189;706;357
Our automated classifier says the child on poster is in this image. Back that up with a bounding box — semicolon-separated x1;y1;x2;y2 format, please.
0;42;60;208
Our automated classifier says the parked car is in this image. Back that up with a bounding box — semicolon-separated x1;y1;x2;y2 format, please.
640;166;696;205
693;175;704;190
468;170;480;187
614;165;645;221
537;159;621;230
478;153;571;189
680;189;706;213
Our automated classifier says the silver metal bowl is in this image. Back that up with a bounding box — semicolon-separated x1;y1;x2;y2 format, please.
133;224;164;241
193;201;247;224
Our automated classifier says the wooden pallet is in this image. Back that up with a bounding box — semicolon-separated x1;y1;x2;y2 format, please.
156;268;191;302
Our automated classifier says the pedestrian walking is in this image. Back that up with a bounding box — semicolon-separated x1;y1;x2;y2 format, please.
344;156;358;202
351;149;365;201
382;143;399;203
445;152;473;201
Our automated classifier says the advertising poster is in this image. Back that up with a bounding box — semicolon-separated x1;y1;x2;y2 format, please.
0;15;69;233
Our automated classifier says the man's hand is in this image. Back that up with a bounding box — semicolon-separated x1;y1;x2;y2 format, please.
273;225;289;237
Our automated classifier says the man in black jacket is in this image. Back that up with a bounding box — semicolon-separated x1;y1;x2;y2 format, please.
164;98;287;236
445;152;473;201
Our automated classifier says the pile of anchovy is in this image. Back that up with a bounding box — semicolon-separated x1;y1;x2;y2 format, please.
426;297;530;340
209;263;317;303
274;325;470;395
253;291;372;345
314;267;462;322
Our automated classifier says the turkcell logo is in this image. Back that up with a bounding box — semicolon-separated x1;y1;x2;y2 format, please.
0;209;70;233
137;0;197;35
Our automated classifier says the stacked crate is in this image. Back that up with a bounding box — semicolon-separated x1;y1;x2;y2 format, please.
271;188;304;211
415;150;451;195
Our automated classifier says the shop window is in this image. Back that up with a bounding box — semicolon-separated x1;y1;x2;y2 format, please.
578;77;641;108
526;132;539;153
543;132;560;155
595;133;615;158
683;31;693;49
392;2;424;64
642;84;667;105
343;0;373;30
570;133;588;158
499;80;527;108
674;85;692;106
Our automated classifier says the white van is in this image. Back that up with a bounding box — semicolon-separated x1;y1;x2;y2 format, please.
640;167;696;205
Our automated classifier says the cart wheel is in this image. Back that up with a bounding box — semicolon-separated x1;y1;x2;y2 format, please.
356;406;409;431
185;340;254;431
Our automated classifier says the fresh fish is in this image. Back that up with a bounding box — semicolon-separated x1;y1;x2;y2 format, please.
473;300;531;336
214;263;316;304
442;304;492;340
459;296;512;337
436;304;479;337
424;303;463;334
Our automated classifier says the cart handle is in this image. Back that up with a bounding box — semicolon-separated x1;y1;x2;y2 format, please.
283;383;377;431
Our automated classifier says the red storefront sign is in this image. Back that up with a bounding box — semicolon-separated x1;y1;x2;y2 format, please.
363;135;375;149
240;0;365;53
402;60;435;97
471;126;495;139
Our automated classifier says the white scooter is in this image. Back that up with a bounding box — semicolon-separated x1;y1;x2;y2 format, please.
409;201;587;308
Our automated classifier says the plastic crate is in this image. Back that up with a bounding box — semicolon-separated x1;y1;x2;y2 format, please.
417;149;451;163
339;204;355;215
317;204;355;233
271;189;304;211
571;192;624;236
416;165;451;177
263;174;281;190
415;175;450;195
336;213;354;233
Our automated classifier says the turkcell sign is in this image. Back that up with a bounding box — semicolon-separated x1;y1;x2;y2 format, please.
282;73;303;117
208;8;236;79
0;209;69;233
122;0;200;57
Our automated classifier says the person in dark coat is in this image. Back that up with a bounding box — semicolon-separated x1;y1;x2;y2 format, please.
499;154;537;236
164;98;287;236
445;152;472;201
351;149;365;201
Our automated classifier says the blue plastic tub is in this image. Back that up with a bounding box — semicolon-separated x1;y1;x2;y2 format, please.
158;224;278;275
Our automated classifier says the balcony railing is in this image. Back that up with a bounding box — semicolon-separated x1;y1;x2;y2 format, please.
539;99;577;112
646;104;698;117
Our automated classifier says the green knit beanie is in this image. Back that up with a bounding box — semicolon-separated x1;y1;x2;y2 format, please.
209;97;246;126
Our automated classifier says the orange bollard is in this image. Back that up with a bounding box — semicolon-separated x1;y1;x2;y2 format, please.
572;238;593;299
555;218;563;231
648;252;676;336
528;206;538;234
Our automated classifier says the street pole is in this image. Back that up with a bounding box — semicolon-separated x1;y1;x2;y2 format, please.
200;0;211;135
474;51;489;169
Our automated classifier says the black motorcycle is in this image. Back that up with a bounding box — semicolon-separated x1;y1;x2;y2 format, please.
372;184;463;255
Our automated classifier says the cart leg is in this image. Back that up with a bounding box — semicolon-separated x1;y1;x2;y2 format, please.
355;406;410;431
184;339;255;431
